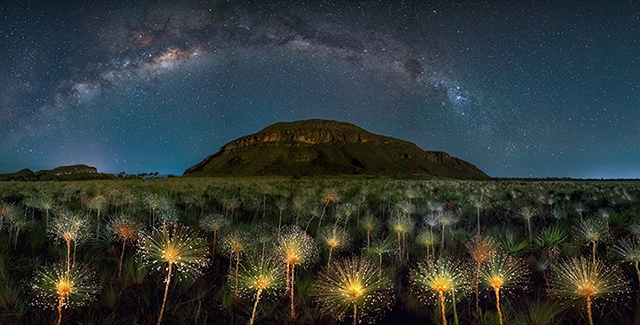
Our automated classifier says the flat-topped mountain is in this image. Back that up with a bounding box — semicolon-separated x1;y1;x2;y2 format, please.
184;119;489;179
0;165;112;181
35;165;98;177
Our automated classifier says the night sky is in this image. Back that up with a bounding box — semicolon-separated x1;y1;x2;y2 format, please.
1;0;638;178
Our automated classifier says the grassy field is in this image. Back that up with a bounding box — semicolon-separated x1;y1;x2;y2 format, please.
0;176;639;324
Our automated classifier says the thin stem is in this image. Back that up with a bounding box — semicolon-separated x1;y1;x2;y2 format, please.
235;253;240;296
475;264;481;313
118;239;126;280
441;225;446;252
477;208;480;235
285;262;290;292
73;240;77;266
402;232;406;261
66;239;71;274
249;288;263;325
212;230;217;258
430;225;434;246
353;302;357;325
586;295;593;325
305;215;314;232
157;262;172;325
495;288;502;325
592;240;596;264
13;227;19;247
397;231;402;263
542;270;553;299
290;264;296;319
378;253;382;278
439;291;447;325
328;247;334;267
57;295;64;325
452;286;459;325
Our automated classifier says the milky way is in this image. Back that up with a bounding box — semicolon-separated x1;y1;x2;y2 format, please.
1;0;638;178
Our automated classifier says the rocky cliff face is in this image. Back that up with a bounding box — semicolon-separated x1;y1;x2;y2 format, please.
1;164;103;181
223;129;375;150
33;164;99;177
51;165;98;175
221;120;389;151
184;119;490;179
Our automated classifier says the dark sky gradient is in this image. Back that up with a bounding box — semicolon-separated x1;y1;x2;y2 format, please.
1;0;638;178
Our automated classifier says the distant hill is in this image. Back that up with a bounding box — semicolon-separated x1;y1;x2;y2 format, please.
3;168;34;178
0;165;115;181
184;119;490;179
34;165;98;177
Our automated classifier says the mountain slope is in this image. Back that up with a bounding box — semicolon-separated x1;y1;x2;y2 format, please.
184;119;489;179
0;165;114;181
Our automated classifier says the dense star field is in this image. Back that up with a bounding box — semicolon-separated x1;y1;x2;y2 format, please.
1;0;638;178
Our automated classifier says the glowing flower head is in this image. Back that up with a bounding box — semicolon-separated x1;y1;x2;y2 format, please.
138;224;208;279
412;257;470;300
276;225;317;268
199;213;230;233
108;214;143;242
550;257;629;325
48;209;87;244
467;234;498;266
32;262;100;310
319;226;352;250
315;256;393;323
234;256;286;297
550;256;628;303
480;253;529;293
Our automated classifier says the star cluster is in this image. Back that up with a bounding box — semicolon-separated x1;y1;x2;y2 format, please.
0;0;638;178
